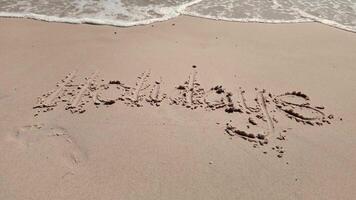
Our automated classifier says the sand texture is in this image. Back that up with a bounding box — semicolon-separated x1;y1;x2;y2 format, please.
0;17;356;199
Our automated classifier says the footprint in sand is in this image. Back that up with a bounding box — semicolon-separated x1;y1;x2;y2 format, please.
9;124;87;170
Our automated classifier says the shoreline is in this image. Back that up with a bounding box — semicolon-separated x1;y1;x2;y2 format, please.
1;12;355;34
1;16;356;199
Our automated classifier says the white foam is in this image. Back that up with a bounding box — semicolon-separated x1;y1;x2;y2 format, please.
0;12;143;26
182;0;356;33
183;8;356;33
292;8;356;33
0;12;175;27
0;0;204;27
182;11;313;24
0;0;355;33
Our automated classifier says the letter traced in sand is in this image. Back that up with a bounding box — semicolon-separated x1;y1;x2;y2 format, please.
32;69;338;155
258;91;275;138
170;66;205;109
239;88;261;113
95;81;128;105
127;70;151;107
187;69;197;107
203;85;226;110
34;71;77;108
146;77;166;106
67;70;99;113
273;91;328;126
203;85;242;113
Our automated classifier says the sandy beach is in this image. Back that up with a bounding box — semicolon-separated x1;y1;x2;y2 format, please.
0;16;356;199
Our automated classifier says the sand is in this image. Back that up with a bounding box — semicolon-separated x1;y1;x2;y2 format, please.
0;16;356;199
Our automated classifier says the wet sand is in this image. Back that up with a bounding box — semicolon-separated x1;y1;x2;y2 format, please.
0;16;356;199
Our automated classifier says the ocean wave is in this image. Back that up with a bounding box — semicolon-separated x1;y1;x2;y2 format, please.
0;0;204;26
0;0;355;33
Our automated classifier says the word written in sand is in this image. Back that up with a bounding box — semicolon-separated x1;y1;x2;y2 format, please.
33;67;337;156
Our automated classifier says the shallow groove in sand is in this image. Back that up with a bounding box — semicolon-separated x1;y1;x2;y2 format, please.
32;67;338;156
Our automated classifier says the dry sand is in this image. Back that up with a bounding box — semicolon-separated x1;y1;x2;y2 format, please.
0;16;356;199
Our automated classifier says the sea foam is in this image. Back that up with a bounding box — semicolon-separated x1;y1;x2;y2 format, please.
0;0;355;33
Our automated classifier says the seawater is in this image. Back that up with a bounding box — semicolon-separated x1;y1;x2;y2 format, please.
0;0;355;32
